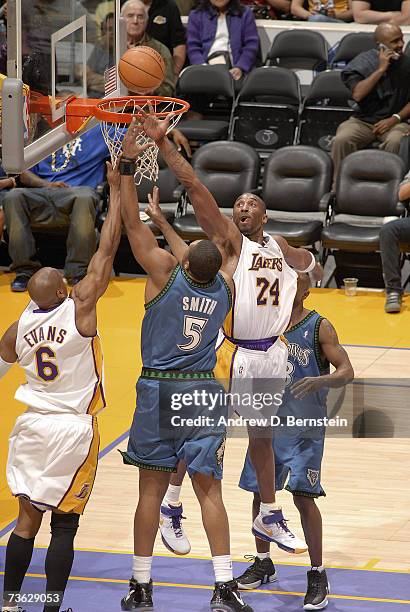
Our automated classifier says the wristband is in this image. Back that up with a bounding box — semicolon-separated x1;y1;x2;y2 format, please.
119;159;136;175
393;113;402;123
297;251;316;273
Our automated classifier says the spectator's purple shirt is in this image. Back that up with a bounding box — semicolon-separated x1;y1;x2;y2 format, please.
187;5;259;74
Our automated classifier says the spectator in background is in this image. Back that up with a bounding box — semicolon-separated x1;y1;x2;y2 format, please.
352;0;410;25
331;24;410;183
121;0;176;97
175;0;196;15
241;0;291;19
139;0;187;75
2;125;108;292
87;12;115;98
187;0;259;82
291;0;353;22
379;173;410;313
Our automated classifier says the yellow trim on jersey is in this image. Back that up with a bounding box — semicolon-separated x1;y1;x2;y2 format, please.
87;336;105;416
58;417;100;514
215;337;238;391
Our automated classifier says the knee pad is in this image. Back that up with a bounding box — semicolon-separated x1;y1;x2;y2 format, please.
50;512;80;536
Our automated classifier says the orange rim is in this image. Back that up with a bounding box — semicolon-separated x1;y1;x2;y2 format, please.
92;95;190;123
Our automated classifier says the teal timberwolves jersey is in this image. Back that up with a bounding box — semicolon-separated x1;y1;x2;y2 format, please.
284;310;330;413
142;266;232;371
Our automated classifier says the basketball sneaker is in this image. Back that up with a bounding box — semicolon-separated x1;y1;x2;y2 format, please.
252;508;308;554
159;503;191;555
303;569;329;610
236;555;277;589
121;578;154;611
210;580;254;611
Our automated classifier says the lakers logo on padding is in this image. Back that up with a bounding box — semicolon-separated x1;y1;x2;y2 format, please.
307;469;319;488
75;483;91;499
216;438;226;467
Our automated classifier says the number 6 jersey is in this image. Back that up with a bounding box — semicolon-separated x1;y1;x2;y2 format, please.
223;234;298;340
14;298;105;415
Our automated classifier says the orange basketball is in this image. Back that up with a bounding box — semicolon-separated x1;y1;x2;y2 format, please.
118;46;166;94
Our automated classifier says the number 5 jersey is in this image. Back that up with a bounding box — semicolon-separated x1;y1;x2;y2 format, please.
14;297;105;415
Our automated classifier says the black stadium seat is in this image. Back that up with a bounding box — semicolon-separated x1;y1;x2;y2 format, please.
173;141;260;241
321;150;405;287
266;29;329;71
261;146;332;248
298;70;353;151
331;32;378;68
229;67;301;154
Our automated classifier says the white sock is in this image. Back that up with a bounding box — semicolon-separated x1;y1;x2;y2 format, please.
260;502;281;517
257;552;270;560
163;484;182;506
132;555;153;584
212;555;233;583
311;565;325;573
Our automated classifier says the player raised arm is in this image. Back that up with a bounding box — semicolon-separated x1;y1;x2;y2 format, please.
145;186;188;263
0;321;18;378
273;235;323;282
291;319;354;400
119;119;177;296
71;162;122;335
140;110;242;259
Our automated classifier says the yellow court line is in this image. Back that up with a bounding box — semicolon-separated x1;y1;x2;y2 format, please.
13;544;409;575
362;558;382;570
1;573;409;605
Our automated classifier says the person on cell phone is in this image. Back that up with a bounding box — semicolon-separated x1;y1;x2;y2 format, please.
331;23;410;183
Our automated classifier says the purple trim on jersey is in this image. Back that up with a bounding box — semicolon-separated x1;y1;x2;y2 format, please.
225;336;279;352
32;303;64;314
231;280;236;338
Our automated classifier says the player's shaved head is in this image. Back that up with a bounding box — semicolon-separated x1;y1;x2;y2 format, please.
183;240;223;282
28;268;68;310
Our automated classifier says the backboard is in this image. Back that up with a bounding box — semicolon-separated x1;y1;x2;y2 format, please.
1;0;125;174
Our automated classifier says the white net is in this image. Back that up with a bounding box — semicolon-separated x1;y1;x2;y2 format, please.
97;97;187;184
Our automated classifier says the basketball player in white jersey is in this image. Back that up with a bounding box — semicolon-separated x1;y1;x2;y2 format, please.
0;162;121;612
140;110;323;555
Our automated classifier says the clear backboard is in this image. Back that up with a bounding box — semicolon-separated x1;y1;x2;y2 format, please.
1;0;125;174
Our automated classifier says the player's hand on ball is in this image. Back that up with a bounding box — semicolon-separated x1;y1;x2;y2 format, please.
310;262;324;283
122;117;153;160
146;186;165;226
106;161;120;190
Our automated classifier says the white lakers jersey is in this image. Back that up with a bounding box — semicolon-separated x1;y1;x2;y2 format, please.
223;234;297;340
14;298;105;415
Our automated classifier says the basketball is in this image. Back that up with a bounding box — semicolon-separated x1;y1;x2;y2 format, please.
118;46;166;94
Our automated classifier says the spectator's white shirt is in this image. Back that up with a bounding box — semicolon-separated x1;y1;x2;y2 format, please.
208;14;230;60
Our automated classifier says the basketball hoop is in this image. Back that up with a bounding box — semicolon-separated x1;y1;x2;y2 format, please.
93;96;190;184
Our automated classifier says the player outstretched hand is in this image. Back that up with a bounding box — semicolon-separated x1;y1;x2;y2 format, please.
122;117;155;160
133;101;173;144
106;161;120;191
146;186;166;227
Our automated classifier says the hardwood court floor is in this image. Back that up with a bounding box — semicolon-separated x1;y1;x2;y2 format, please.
1;272;409;574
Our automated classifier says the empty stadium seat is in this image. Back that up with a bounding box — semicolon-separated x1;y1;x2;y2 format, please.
173;141;260;241
266;29;329;71
298;70;353;151
229;67;301;154
261;146;332;248
331;32;378;68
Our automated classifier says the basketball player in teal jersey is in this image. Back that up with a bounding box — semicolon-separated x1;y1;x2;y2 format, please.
237;273;354;610
118;121;253;612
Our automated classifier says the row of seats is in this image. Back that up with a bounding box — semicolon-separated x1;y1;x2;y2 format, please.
178;65;352;153
262;29;410;71
132;142;407;287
